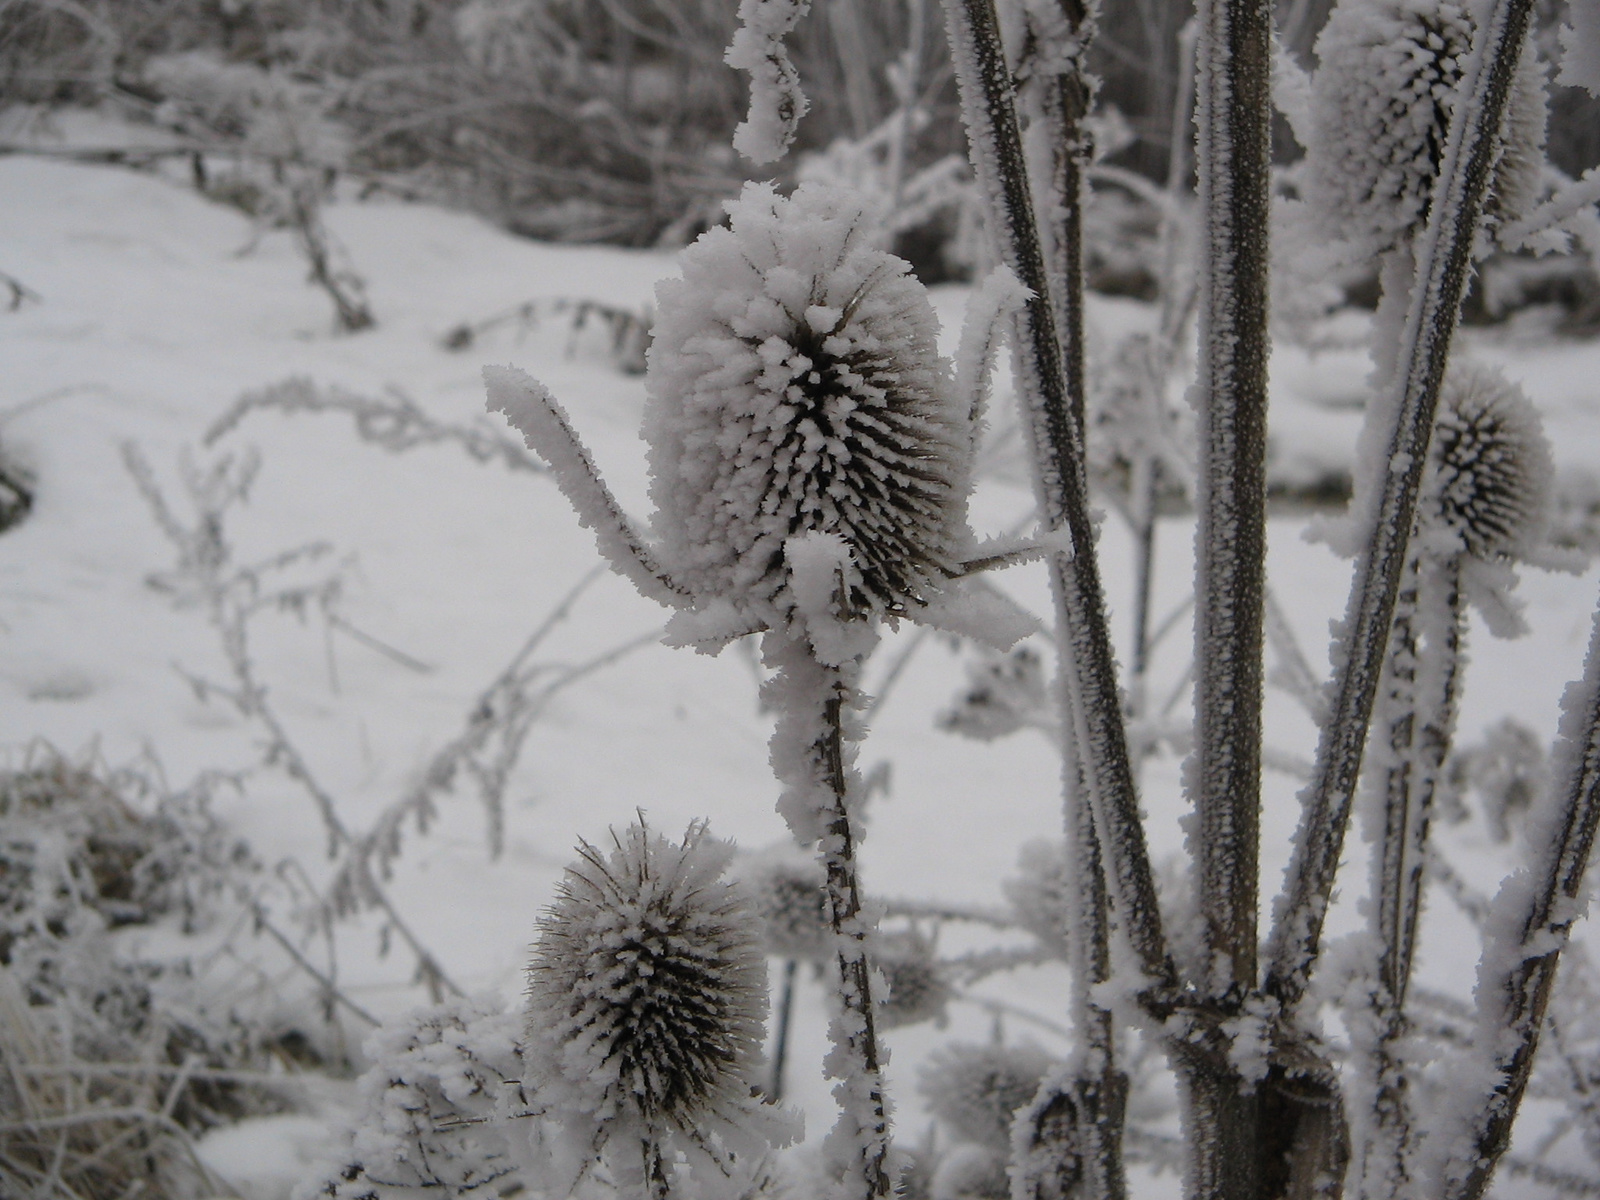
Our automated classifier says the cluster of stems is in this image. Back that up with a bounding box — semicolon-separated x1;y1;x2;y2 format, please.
937;0;1600;1195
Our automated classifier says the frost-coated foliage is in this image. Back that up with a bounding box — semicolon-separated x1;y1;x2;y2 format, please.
304;998;530;1200
1306;0;1547;253
523;820;797;1200
645;181;972;635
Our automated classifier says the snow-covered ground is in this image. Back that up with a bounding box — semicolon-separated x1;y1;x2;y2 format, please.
4;153;1600;1196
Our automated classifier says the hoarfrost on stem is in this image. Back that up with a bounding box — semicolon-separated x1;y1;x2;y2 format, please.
727;0;813;164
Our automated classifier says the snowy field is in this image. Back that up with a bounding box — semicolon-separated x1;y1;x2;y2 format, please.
4;152;1600;1196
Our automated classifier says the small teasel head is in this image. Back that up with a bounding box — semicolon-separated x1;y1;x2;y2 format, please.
740;843;831;961
1305;0;1547;253
644;181;971;634
875;928;952;1029
918;1042;1054;1152
524;819;796;1198
1421;363;1553;561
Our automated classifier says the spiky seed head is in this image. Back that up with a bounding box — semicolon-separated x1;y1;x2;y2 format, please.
1002;839;1071;960
875;930;951;1029
1422;364;1553;560
918;1042;1054;1152
644;181;970;631
740;845;831;961
939;645;1050;742
524;820;793;1197
1306;0;1547;252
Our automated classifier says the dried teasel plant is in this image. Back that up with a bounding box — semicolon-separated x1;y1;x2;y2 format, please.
1305;0;1548;256
487;179;1043;1200
1352;362;1562;1198
522;819;795;1200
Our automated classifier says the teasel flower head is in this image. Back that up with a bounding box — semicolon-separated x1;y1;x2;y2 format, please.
1002;838;1072;960
740;842;832;961
1305;0;1547;254
644;181;973;640
874;928;952;1029
1420;363;1553;563
523;819;799;1200
918;1042;1054;1152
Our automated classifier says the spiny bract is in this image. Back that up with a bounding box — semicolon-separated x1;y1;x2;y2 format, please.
523;820;793;1198
1306;0;1547;253
644;181;971;629
1422;363;1553;560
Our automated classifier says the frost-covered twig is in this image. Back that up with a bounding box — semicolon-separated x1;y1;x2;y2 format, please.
206;376;546;475
940;0;1171;998
726;0;812;164
486;365;685;607
124;441;465;1000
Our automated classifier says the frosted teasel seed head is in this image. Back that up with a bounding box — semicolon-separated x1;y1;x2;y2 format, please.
1002;838;1071;960
523;820;798;1199
1420;363;1553;561
644;181;972;637
1305;0;1547;253
739;843;832;961
874;928;952;1029
918;1042;1054;1152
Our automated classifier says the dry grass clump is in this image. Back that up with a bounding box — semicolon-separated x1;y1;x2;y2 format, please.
0;748;314;1199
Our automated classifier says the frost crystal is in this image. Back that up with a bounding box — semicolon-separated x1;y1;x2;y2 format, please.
523;820;797;1200
645;181;971;636
1306;0;1547;252
1420;363;1553;561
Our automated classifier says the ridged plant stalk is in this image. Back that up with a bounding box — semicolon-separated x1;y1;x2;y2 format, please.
1354;555;1464;1200
763;630;893;1200
942;0;1166;1191
1264;0;1543;1016
1182;0;1274;1184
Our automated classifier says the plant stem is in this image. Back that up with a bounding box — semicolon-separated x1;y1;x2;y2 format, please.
1439;587;1600;1200
1265;0;1541;1016
941;0;1173;996
769;957;798;1103
818;672;893;1200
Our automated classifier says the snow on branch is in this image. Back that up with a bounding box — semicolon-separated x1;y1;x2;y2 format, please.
726;0;813;164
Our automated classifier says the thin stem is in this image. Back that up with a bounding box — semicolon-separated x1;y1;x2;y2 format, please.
941;0;1174;996
818;675;893;1200
769;958;798;1103
1440;585;1600;1200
